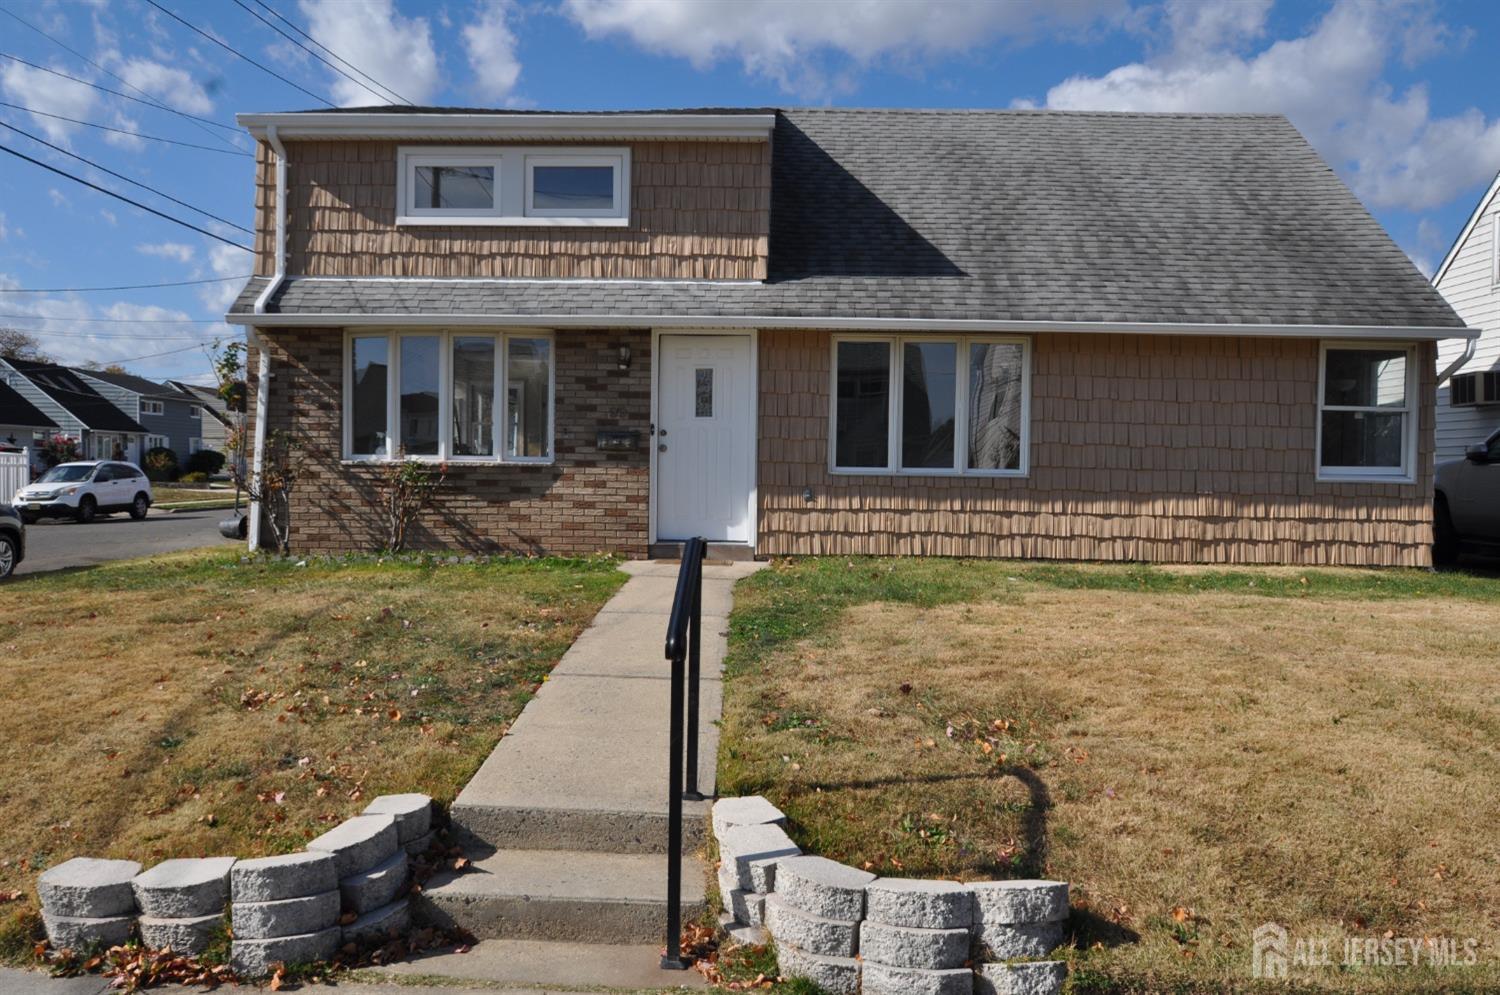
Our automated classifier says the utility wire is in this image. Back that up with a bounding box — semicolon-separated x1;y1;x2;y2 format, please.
0;118;254;235
230;0;393;106
0;275;251;293
0;100;253;156
0;52;242;134
247;0;410;104
0;143;253;251
141;0;335;108
0;327;217;339
0;5;249;154
0;308;232;323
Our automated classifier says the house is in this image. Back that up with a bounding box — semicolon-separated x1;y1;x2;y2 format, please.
0;377;59;451
225;107;1474;566
0;357;147;462
166;380;235;457
1433;170;1500;462
76;368;207;462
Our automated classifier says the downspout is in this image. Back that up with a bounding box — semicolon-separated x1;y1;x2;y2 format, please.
1436;336;1477;388
248;125;287;551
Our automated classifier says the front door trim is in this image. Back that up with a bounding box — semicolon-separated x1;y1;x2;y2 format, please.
648;327;758;548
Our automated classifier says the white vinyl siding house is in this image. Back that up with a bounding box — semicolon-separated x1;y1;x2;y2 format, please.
1434;173;1500;463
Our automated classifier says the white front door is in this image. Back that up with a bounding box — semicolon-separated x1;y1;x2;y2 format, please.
655;333;755;543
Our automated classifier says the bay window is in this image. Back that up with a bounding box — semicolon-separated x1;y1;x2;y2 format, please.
1317;343;1417;482
832;335;1029;475
345;330;553;463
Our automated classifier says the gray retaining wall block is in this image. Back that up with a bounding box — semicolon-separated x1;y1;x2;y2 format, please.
969;880;1069;925
764;894;859;958
230;926;341;977
863;961;974;995
231;852;338;904
403;830;435;857
363;794;432;845
307;813;399;879
773;856;875;922
38;857;141;917
718;864;767;926
138;914;223;957
973;921;1067;960
340;850;408;915
231;891;340;940
975;961;1069;995
867;878;973;929
132;857;236;918
712;796;786;837
342;898;411;946
721;823;800;893
42;912;134;950
776;943;859;995
859;919;971;970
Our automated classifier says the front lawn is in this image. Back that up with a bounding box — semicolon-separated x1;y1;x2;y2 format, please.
0;549;624;959
718;559;1500;994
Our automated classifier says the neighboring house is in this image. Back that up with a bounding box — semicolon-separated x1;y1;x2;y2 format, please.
226;107;1474;566
0;377;59;448
0;357;147;461
76;368;205;461
1433;170;1500;464
166;380;235;456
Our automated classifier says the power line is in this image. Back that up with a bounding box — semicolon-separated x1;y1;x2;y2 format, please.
0;100;253;156
230;0;396;106
0;309;230;324
0;118;253;235
0;326;217;339
0;5;249;154
141;0;335;108
0;51;242;134
0;275;251;293
0;143;253;251
246;0;410;105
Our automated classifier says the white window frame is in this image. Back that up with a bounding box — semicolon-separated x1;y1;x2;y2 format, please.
395;145;630;227
828;334;1031;478
141;399;164;416
342;328;555;465
1315;341;1418;484
145;434;168;450
188;404;201;419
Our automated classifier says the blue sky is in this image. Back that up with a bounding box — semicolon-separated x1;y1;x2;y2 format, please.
0;0;1497;384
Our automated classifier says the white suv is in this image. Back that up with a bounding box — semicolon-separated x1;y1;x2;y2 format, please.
14;461;154;525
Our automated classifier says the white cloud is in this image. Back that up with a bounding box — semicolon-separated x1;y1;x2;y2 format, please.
196;242;252;314
299;0;441;106
48;189;70;208
113;57;216;115
1034;0;1500;212
0;60;98;142
137;242;196;264
0;287;218;374
98;209;117;226
564;0;1126;95
0;212;8;241
463;1;522;102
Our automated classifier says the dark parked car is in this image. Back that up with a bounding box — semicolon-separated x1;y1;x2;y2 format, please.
1434;427;1500;564
0;504;23;579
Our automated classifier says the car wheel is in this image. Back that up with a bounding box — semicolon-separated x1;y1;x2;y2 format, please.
130;493;150;520
0;534;14;579
75;495;97;524
1433;495;1459;567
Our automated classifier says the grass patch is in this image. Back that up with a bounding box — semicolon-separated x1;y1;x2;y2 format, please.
0;548;625;959
719;557;1500;993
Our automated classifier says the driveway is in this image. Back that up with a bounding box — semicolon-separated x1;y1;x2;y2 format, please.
12;508;237;577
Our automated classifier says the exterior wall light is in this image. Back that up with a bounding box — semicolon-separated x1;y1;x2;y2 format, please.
618;345;632;371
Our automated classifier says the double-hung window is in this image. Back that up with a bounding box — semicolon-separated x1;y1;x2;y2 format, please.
396;146;629;226
1317;343;1417;482
830;336;1030;476
141;400;164;416
346;330;554;463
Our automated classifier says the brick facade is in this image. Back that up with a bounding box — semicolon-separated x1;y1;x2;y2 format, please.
252;327;649;557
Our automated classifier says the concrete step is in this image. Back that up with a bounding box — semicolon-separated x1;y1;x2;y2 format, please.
413;848;707;944
451;798;711;854
371;937;710;989
649;541;759;562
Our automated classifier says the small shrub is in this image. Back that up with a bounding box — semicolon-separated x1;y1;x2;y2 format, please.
142;446;179;482
179;471;209;484
184;449;226;476
36;434;79;469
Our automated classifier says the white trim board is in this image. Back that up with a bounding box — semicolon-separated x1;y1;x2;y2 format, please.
225;311;1477;342
1435;169;1500;286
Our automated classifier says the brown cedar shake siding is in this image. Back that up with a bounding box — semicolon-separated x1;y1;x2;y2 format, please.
251;140;771;280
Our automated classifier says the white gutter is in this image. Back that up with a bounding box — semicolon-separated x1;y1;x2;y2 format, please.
224;310;1479;343
1437;336;1477;386
235;111;776;142
248;125;287;552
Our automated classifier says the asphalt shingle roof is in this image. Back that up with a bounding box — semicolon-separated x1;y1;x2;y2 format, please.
77;368;176;398
230;108;1464;330
0;379;58;430
4;359;147;433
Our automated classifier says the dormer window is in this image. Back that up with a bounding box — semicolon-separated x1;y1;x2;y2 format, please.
396;146;629;227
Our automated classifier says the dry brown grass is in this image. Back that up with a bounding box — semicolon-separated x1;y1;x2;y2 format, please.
0;549;623;954
719;560;1500;993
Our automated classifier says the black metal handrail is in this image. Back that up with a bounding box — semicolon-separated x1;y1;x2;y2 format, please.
660;536;706;971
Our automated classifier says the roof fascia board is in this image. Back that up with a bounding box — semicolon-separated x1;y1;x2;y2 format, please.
235;112;777;142
1434;170;1500;286
224;311;1477;341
